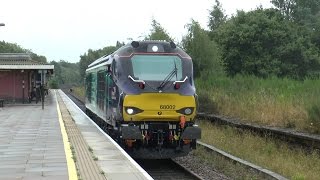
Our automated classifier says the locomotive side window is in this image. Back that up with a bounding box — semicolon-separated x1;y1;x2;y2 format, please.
111;59;118;80
85;73;92;103
97;70;106;110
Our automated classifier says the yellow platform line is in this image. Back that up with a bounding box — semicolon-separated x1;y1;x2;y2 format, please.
55;90;78;180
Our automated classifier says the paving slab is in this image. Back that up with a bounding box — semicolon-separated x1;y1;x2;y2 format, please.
0;91;69;180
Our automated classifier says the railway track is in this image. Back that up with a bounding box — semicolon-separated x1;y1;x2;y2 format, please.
137;159;201;180
197;113;320;150
63;90;202;180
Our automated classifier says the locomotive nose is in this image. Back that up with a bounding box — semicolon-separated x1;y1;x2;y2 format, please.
123;93;196;122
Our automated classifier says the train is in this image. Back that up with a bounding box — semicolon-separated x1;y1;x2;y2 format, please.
85;40;201;159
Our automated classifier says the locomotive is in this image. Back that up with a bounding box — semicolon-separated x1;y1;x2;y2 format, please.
85;40;201;159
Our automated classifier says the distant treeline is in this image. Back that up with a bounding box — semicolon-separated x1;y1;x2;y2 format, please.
78;0;320;80
0;41;47;63
1;0;320;88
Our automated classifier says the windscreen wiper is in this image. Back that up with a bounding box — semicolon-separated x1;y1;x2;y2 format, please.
158;62;177;91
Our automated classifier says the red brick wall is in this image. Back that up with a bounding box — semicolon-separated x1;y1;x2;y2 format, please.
0;70;30;102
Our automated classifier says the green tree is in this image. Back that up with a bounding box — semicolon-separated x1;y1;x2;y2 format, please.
79;45;118;80
215;8;320;79
0;41;25;53
271;0;320;24
271;0;320;75
0;41;47;63
208;0;227;36
50;60;81;86
29;52;47;63
145;19;172;41
48;76;59;89
270;0;296;20
182;19;222;78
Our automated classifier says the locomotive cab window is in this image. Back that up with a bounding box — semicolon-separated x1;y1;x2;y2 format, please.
131;55;182;81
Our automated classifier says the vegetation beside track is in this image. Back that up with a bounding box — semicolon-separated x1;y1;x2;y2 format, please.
196;73;320;134
72;86;85;102
198;120;320;179
193;147;265;180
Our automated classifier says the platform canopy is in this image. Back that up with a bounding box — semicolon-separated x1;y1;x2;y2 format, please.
0;53;54;70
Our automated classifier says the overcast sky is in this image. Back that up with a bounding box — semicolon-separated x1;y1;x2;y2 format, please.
0;0;273;63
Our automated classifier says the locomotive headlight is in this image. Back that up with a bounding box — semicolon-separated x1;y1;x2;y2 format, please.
176;107;194;115
125;107;144;115
127;108;134;115
184;108;192;115
152;45;158;52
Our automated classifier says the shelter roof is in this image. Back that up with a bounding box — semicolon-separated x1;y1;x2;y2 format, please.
0;53;54;70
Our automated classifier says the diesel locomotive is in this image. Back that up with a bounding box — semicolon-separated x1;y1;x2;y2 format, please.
85;40;201;159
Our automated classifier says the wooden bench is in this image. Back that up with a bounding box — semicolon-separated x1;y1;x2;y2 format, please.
0;99;4;107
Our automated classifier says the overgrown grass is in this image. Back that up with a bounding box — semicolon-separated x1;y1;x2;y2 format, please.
73;86;85;101
196;73;320;133
198;120;320;179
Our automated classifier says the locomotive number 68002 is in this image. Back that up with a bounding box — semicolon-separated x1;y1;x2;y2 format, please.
160;105;175;109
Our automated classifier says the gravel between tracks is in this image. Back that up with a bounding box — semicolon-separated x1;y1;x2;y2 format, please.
174;151;230;180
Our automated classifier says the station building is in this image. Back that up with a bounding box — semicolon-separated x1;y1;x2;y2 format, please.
0;53;54;103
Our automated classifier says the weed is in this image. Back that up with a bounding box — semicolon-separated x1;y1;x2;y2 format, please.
70;145;76;155
88;146;93;153
197;90;218;113
93;155;98;161
72;156;77;162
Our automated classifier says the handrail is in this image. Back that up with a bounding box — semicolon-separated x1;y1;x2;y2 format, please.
128;75;145;84
173;76;188;85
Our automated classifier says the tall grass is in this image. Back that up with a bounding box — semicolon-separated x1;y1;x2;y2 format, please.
72;86;85;102
196;73;320;133
198;120;320;179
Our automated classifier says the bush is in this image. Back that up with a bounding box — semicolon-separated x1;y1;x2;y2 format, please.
197;90;218;113
48;77;59;89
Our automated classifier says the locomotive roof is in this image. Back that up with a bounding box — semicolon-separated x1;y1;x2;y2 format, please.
87;54;111;68
114;40;190;58
86;40;191;71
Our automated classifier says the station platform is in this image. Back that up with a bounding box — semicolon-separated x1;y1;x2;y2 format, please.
0;89;152;180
